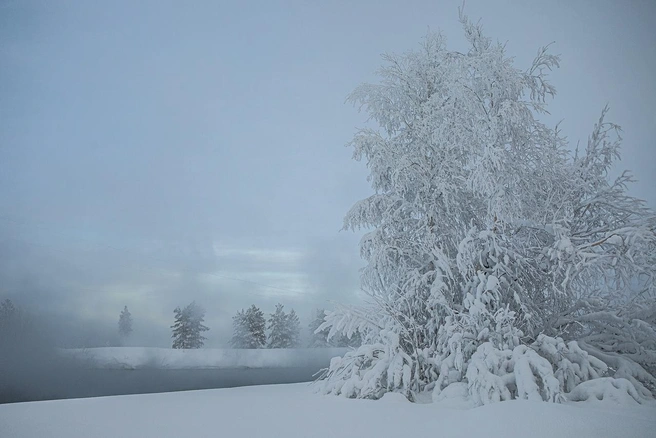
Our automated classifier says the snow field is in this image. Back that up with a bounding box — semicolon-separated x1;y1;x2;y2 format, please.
1;383;654;438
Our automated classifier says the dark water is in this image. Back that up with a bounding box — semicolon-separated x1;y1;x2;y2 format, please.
0;366;324;404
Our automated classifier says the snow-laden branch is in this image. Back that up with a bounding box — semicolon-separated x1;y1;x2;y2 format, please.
316;10;656;406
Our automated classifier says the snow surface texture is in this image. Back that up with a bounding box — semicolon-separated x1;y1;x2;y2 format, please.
62;347;347;369
1;383;654;438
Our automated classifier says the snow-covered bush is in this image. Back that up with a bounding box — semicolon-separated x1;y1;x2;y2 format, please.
316;9;656;405
567;378;644;404
316;330;413;399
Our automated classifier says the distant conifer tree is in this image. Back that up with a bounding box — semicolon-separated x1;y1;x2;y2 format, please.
171;301;209;349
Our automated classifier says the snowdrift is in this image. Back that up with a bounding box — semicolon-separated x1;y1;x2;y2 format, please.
1;383;654;438
62;347;348;370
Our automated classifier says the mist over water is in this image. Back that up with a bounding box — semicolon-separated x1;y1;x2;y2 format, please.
1;361;326;405
0;309;337;404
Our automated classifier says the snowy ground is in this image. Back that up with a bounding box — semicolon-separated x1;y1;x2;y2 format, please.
63;347;347;369
1;383;654;438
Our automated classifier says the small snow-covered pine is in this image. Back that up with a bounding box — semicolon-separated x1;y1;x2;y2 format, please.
285;309;301;348
171;302;209;349
268;304;301;349
118;306;132;341
230;309;249;348
231;305;266;349
268;304;288;348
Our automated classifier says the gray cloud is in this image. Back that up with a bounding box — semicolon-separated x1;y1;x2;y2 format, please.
1;0;654;347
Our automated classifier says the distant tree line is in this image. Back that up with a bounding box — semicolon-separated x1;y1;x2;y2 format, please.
231;305;362;349
231;303;302;349
1;298;361;351
118;303;361;350
2;298;359;353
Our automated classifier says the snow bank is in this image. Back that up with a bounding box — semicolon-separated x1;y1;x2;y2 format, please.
61;347;348;370
1;383;654;438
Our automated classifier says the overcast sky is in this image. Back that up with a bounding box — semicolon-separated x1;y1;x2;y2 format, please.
1;0;654;347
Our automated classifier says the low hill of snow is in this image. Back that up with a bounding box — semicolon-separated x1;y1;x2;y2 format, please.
1;383;654;438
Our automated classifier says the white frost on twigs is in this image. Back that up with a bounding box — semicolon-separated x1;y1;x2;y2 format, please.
315;9;656;406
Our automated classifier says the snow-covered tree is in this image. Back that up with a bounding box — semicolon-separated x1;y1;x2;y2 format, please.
310;308;363;348
230;309;249;348
286;309;301;348
171;301;209;349
118;306;133;340
268;304;288;348
268;305;300;348
308;309;331;347
231;305;266;349
316;10;656;404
